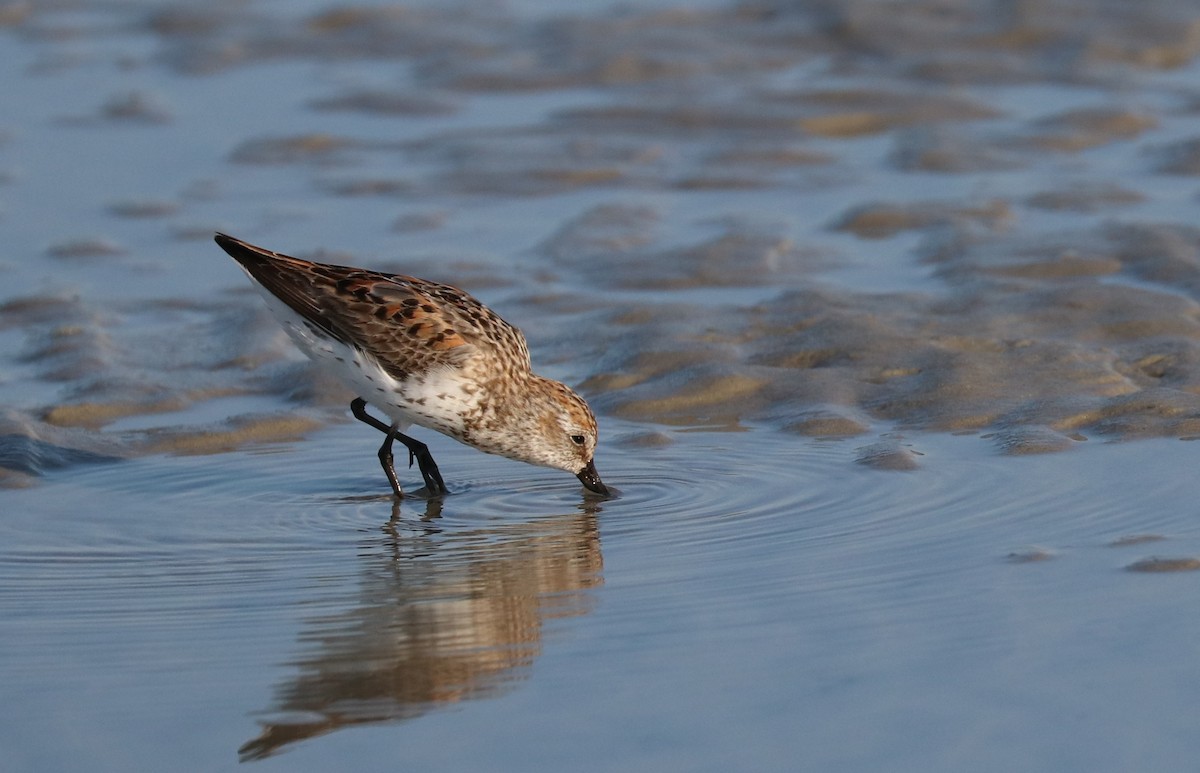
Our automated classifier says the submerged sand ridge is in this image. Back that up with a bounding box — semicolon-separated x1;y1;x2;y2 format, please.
555;207;1200;452
9;0;1200;475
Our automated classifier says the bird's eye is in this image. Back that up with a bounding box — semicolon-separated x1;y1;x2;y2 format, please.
570;434;586;445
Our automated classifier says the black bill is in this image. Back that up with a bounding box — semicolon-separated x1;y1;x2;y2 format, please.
576;459;608;496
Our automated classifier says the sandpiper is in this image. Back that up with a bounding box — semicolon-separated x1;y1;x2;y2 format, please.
215;233;607;497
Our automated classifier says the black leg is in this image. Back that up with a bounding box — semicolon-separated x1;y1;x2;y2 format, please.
393;432;447;495
349;398;446;496
350;397;392;434
350;398;403;497
376;428;404;498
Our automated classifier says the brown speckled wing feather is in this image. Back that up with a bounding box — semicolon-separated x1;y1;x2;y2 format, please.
215;233;531;379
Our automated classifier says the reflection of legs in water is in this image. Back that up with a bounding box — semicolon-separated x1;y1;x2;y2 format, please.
350;398;448;496
387;497;444;527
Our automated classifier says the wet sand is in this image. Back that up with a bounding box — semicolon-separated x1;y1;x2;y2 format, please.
6;1;1200;458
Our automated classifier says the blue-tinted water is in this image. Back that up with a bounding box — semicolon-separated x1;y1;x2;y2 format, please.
7;1;1200;771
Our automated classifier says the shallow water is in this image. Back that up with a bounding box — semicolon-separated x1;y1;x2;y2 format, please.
6;427;1200;771
8;0;1200;770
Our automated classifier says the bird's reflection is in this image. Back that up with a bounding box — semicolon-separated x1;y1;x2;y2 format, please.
239;496;604;761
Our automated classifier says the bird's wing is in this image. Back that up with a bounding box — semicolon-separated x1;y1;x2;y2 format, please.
216;234;530;380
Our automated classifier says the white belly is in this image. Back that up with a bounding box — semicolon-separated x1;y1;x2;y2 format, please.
255;289;479;438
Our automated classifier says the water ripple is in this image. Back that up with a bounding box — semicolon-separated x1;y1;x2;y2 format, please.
5;425;1199;762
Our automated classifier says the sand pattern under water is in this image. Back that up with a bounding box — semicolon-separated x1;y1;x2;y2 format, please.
4;1;1200;470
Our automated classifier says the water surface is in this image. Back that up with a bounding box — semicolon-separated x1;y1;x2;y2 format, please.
6;1;1200;771
5;427;1200;771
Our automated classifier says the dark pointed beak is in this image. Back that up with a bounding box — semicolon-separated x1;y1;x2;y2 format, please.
576;459;608;495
